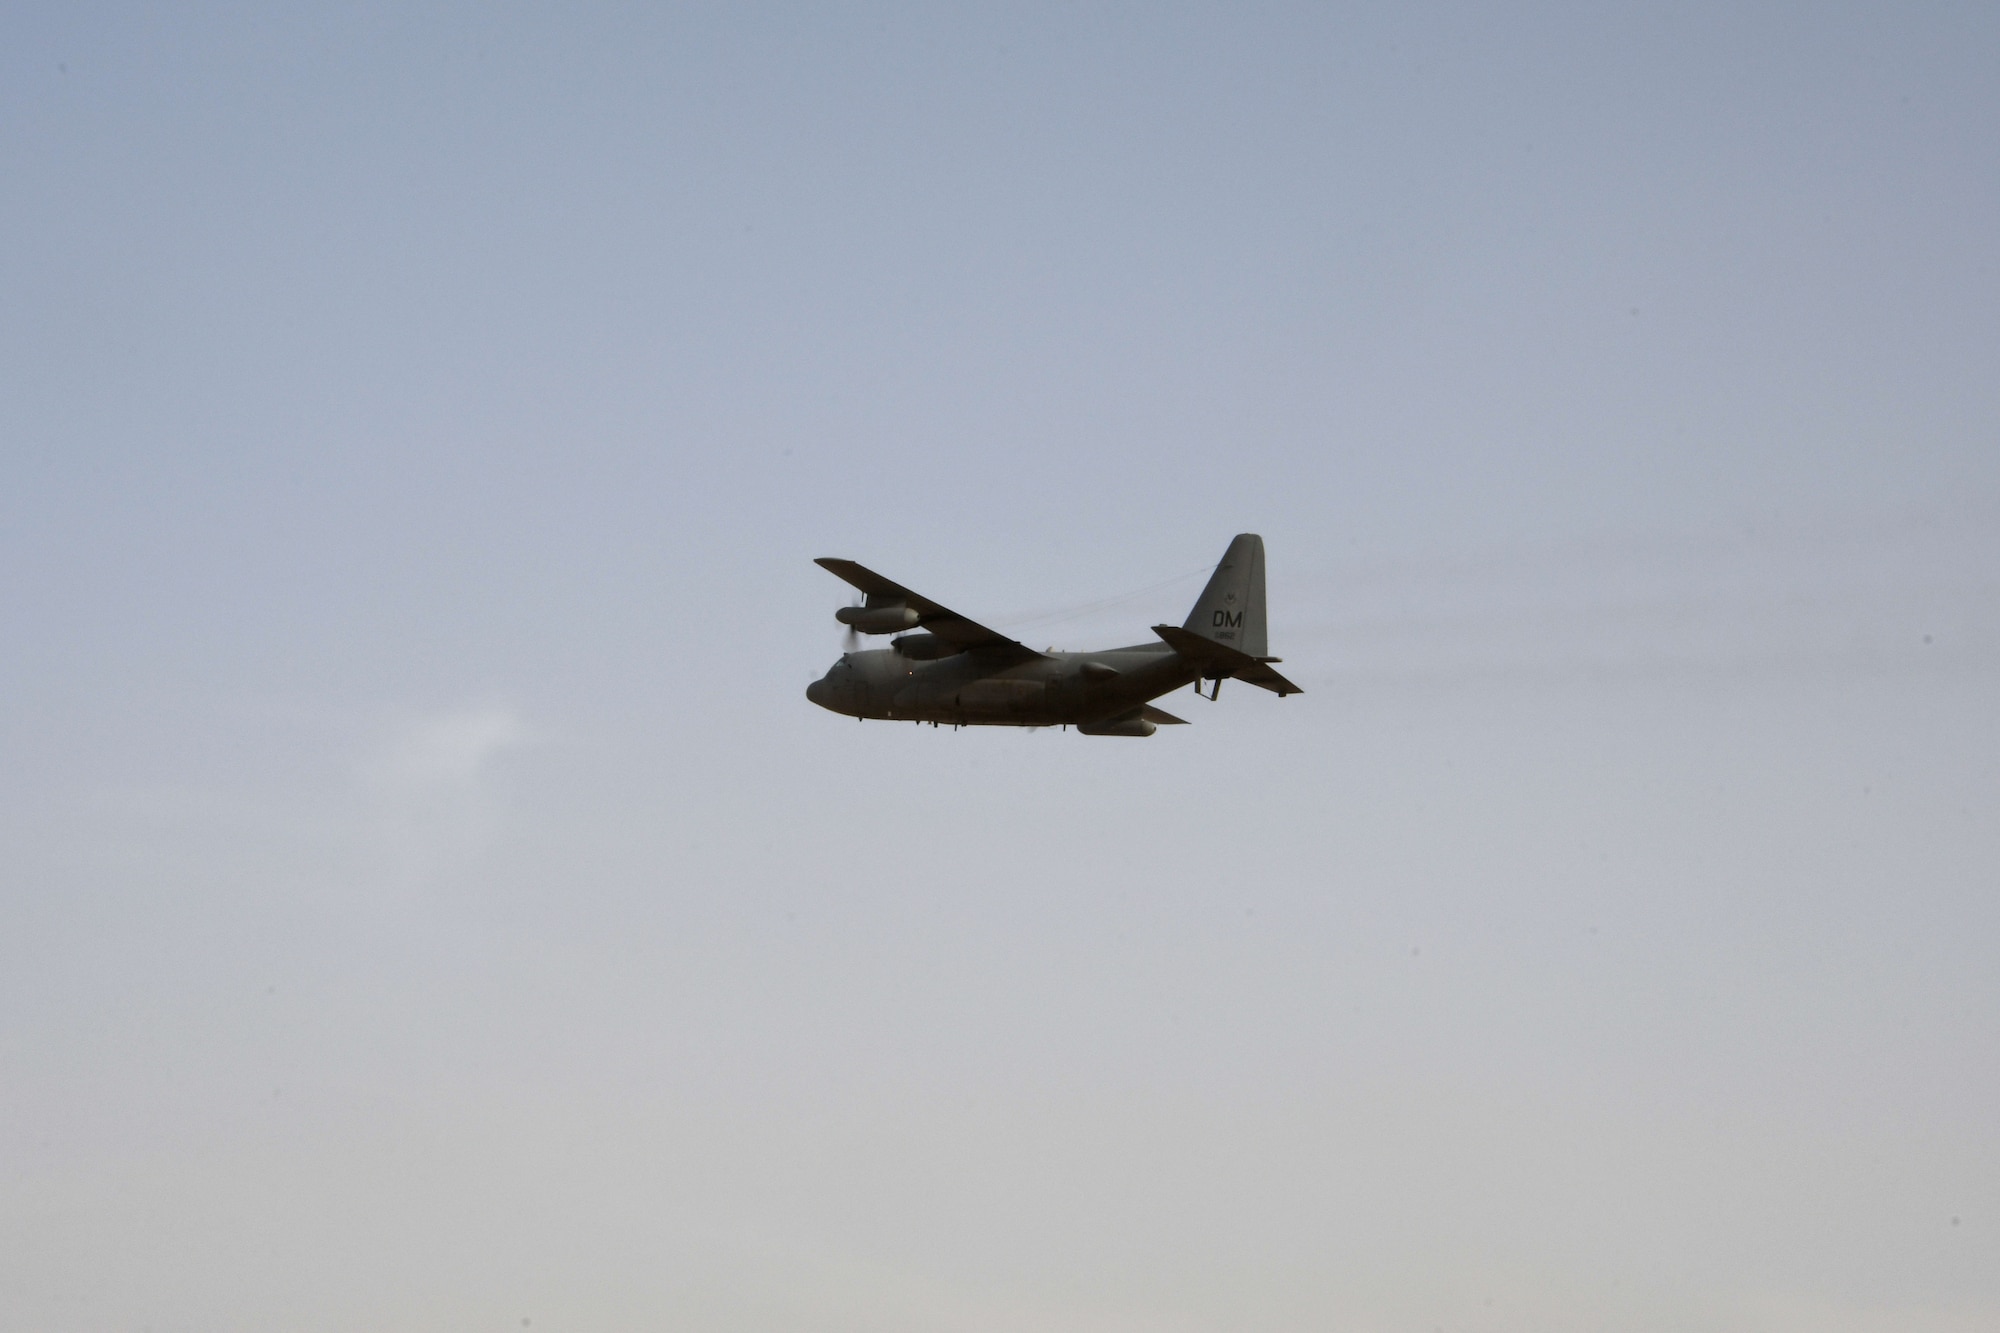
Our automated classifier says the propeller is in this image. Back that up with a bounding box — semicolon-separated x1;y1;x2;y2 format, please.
841;593;862;653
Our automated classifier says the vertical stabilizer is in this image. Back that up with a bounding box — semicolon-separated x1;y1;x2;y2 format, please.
1183;533;1268;658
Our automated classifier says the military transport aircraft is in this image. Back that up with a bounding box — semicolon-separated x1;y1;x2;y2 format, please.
806;534;1301;736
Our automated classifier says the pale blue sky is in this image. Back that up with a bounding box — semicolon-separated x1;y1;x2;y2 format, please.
3;5;1996;1331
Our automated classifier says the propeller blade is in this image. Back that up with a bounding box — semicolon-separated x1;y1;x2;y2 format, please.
841;594;862;653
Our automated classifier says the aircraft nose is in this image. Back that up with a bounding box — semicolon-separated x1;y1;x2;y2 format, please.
806;678;829;708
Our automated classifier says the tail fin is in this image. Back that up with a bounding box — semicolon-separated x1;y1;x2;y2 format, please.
1183;533;1267;658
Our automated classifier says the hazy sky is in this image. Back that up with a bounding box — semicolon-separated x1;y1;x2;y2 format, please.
3;5;1996;1331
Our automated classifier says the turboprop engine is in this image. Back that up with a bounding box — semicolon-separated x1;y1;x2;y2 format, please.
835;604;921;634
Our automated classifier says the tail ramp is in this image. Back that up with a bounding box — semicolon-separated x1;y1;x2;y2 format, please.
1184;533;1268;657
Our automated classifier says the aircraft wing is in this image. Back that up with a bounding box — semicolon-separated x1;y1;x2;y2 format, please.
815;558;1044;660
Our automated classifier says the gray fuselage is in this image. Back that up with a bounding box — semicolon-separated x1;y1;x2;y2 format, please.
806;642;1198;728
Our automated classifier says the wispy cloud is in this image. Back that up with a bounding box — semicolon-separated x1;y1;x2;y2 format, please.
356;701;531;895
363;703;530;797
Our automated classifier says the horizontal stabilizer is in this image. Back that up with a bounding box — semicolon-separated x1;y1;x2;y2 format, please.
1151;624;1304;696
1139;704;1189;725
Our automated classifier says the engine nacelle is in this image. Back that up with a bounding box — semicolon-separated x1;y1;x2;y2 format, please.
836;604;921;634
890;633;959;660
